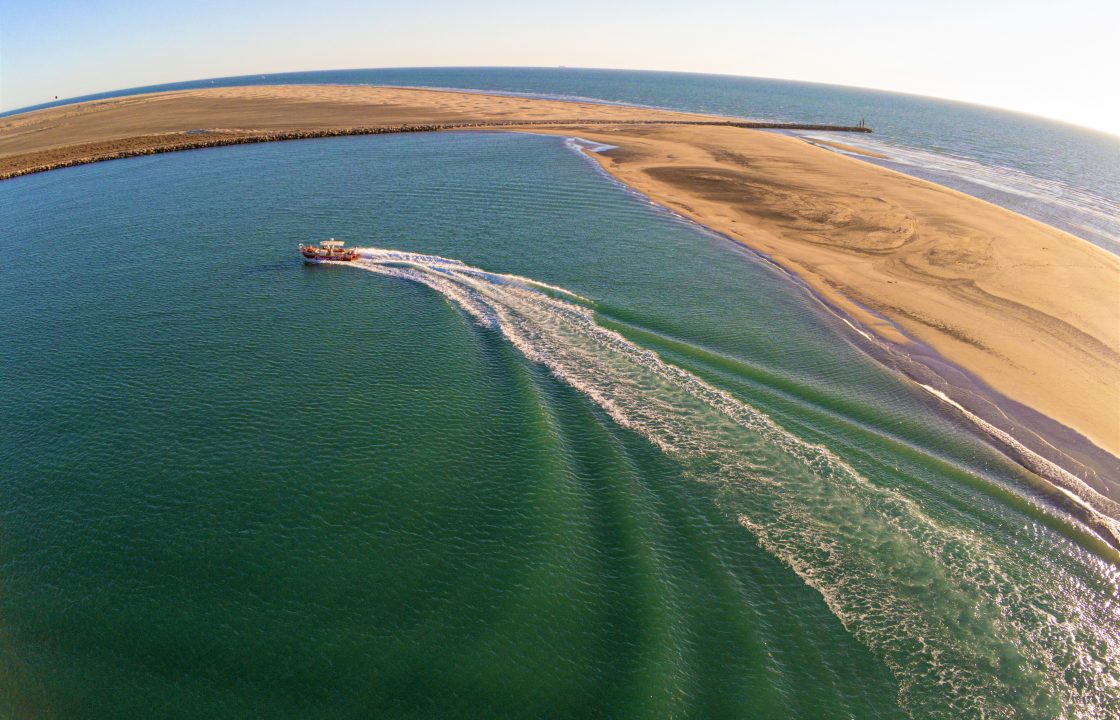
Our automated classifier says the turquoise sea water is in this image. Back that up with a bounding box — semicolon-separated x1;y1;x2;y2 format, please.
2;131;1118;718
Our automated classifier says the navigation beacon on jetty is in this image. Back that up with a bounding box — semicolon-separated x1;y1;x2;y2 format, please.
299;239;359;262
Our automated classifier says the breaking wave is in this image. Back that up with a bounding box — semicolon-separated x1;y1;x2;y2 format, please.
803;133;1120;254
345;247;1119;719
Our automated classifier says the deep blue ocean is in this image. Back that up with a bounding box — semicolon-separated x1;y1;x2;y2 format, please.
8;67;1119;251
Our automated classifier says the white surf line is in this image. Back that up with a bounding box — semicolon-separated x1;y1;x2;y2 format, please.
804;132;1120;254
919;384;1120;537
339;247;1120;719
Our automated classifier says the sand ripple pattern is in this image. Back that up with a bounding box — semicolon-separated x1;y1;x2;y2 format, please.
345;247;1119;719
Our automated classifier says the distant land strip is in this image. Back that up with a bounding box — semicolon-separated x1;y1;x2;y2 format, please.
0;119;870;181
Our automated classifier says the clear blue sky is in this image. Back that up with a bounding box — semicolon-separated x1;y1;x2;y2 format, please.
2;0;1117;134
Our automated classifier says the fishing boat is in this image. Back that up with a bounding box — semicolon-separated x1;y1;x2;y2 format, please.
299;239;359;262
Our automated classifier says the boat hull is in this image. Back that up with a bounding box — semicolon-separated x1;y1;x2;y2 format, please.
302;257;358;264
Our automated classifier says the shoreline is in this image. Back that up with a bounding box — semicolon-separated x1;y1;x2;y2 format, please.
799;137;888;159
539;125;1111;436
554;133;1120;549
2;84;1116;534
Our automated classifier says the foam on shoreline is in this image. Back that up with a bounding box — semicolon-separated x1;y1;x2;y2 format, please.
801;131;1120;254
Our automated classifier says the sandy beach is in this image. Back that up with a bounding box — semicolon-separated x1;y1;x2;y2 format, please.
3;84;1117;505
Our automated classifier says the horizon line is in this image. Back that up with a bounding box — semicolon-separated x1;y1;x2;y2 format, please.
3;64;1117;139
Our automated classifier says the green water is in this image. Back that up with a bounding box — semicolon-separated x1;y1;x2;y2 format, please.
1;133;1116;718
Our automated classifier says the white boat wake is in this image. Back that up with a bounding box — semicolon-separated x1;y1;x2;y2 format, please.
345;247;1119;719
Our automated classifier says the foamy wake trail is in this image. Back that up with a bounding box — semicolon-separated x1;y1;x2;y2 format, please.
348;247;1119;719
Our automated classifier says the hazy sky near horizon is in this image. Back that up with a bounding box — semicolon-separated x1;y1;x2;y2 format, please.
1;0;1117;134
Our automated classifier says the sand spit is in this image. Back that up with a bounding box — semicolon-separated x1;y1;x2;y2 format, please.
0;88;865;181
3;84;1116;508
